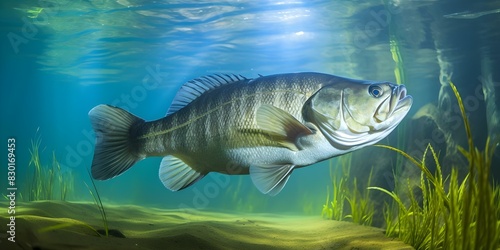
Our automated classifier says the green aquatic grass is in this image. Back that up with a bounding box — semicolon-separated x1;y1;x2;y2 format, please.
322;155;375;226
388;20;408;185
85;170;109;237
346;168;374;226
321;158;347;221
369;144;448;249
27;136;42;201
24;134;75;201
370;82;500;250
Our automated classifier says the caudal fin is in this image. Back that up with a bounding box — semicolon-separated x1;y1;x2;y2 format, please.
88;104;145;180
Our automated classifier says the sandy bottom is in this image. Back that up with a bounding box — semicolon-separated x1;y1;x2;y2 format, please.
0;201;412;250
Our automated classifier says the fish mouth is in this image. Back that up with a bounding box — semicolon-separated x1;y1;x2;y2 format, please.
374;85;412;123
392;85;413;115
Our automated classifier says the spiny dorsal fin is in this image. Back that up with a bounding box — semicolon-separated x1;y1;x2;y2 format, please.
166;74;249;116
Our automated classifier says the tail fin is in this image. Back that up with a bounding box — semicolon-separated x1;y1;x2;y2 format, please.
88;104;145;180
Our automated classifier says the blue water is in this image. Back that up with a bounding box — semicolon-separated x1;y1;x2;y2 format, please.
1;0;499;214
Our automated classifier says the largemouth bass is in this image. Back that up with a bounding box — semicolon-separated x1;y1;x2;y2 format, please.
89;72;412;195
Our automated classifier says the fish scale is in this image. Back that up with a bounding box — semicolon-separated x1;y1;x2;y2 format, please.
162;78;308;149
135;77;317;174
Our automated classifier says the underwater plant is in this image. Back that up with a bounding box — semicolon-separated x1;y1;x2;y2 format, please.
388;22;409;181
369;82;500;250
24;133;75;201
321;158;346;221
85;170;109;237
322;155;375;226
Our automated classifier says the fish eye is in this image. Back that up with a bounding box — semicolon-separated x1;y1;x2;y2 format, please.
369;85;383;98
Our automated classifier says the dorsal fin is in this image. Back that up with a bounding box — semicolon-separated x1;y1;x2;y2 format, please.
166;74;248;116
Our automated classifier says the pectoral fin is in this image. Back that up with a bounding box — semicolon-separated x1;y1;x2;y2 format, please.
249;164;295;196
256;104;313;151
159;155;205;191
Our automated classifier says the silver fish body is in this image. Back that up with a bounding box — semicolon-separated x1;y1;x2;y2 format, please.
89;72;412;195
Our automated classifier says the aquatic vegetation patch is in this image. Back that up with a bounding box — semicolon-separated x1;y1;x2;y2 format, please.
322;155;375;226
23;134;75;201
370;82;500;250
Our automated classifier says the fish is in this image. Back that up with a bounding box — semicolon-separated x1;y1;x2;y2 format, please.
88;72;412;195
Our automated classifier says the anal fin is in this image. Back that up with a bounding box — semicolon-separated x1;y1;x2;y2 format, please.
159;155;204;191
249;164;295;196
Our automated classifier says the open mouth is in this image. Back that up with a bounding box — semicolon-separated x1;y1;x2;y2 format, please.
393;85;413;113
373;85;412;124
